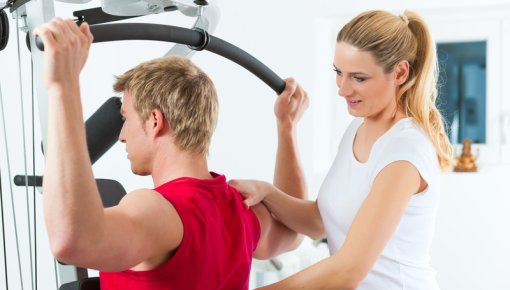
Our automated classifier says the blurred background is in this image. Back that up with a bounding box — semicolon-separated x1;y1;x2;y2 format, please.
1;0;509;289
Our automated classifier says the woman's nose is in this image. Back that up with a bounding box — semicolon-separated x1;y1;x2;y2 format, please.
337;77;352;97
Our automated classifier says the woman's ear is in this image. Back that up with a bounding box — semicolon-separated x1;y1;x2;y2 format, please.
394;60;410;86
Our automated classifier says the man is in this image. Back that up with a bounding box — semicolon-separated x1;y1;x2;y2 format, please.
34;18;308;289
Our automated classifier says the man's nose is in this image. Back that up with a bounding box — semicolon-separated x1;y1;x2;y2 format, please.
119;125;126;143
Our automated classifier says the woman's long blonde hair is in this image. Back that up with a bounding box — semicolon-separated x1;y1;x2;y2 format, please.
337;10;453;171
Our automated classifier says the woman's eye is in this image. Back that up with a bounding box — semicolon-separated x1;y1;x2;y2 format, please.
333;68;342;76
354;76;366;82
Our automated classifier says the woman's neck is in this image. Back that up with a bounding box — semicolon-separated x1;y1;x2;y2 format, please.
362;109;406;139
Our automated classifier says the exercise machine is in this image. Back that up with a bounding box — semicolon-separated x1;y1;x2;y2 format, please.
0;1;285;289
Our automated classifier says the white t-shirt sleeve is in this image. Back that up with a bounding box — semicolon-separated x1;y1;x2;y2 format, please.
368;127;439;193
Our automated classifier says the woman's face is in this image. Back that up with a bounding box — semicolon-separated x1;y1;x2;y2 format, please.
333;41;403;120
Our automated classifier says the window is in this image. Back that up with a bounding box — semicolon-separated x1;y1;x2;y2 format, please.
437;41;487;144
422;13;503;164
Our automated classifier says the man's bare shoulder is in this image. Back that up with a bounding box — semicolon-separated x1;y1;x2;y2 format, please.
119;188;172;206
108;187;180;222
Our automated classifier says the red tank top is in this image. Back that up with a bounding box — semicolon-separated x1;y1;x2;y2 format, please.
100;173;260;290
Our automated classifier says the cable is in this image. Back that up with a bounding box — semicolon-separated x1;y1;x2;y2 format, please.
15;11;34;290
31;58;38;290
0;62;24;290
0;81;9;290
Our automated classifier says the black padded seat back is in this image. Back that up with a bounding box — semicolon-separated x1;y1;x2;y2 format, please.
59;277;100;290
97;178;127;207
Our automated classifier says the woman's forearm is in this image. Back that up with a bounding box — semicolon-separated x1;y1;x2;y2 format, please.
258;254;358;290
271;124;324;239
263;188;324;240
274;126;307;200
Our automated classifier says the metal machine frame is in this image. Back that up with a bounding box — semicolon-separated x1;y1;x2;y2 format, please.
0;1;285;289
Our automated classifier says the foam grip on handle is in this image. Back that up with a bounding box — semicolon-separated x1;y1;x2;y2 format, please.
85;97;123;164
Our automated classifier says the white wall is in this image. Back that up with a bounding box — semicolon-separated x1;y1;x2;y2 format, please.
435;169;510;290
0;0;509;289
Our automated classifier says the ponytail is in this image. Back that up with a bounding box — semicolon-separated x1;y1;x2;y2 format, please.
399;10;453;171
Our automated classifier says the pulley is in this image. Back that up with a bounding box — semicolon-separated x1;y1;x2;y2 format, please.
0;9;9;51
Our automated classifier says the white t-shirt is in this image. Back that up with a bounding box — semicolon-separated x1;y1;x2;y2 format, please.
317;117;441;290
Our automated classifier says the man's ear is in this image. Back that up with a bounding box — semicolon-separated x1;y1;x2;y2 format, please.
394;60;410;86
148;109;167;137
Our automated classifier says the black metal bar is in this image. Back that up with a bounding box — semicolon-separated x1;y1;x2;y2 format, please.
206;34;285;94
35;23;286;94
13;176;126;208
14;175;42;187
73;7;140;25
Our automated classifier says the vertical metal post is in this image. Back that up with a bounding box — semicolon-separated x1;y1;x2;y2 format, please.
25;0;53;152
24;0;88;288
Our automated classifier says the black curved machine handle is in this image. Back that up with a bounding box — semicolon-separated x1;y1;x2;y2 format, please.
35;23;286;94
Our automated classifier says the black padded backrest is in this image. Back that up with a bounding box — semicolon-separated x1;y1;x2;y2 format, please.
59;277;100;290
85;97;124;165
97;178;127;207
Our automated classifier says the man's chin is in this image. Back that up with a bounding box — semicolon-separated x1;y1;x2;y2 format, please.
131;167;150;176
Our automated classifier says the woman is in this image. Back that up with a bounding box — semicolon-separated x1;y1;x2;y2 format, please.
231;9;453;289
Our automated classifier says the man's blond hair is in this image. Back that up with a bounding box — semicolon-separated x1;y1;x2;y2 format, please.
114;56;218;155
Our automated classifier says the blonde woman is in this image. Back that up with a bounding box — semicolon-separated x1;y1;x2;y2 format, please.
231;10;453;290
